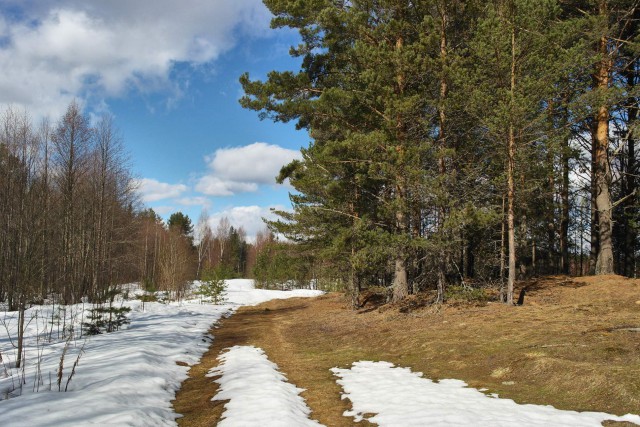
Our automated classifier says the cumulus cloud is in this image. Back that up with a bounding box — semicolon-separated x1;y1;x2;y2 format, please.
0;0;271;118
175;196;212;209
208;205;287;242
195;176;258;197
196;142;302;196
135;178;187;202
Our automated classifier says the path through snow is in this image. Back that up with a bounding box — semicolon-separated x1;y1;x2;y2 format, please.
0;280;322;426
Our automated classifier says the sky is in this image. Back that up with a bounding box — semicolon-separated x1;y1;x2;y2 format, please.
0;0;308;240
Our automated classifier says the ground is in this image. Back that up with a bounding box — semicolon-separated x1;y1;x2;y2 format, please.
173;275;640;426
0;280;322;426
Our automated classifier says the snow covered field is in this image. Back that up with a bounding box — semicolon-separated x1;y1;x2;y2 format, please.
0;279;321;426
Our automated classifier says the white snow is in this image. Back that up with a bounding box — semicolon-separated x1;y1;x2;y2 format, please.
224;279;320;306
0;279;322;426
332;361;640;426
4;280;639;427
209;345;323;427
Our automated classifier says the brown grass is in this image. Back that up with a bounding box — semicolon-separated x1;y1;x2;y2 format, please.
173;275;640;425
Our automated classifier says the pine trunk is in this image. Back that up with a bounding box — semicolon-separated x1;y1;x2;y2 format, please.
593;33;615;275
506;22;517;304
547;155;556;274
392;254;409;302
436;3;448;304
507;124;517;304
391;34;409;303
590;124;599;274
392;203;409;302
500;195;506;300
560;120;570;274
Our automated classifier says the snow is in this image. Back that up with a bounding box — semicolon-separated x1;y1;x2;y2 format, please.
3;279;639;427
332;361;640;426
224;279;321;306
209;345;323;427
0;279;322;426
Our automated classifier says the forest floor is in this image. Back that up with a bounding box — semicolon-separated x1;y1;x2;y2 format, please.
172;275;640;426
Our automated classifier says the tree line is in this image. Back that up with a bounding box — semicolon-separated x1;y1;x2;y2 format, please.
240;0;639;305
0;94;305;314
0;102;139;312
189;211;309;289
0;100;291;315
0;102;144;367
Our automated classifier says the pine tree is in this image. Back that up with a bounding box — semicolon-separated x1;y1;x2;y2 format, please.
168;212;194;244
244;1;449;303
558;0;639;275
241;0;640;301
463;0;570;302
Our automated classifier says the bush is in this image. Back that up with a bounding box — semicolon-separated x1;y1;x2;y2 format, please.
139;293;157;303
197;269;227;304
82;289;131;335
83;306;131;335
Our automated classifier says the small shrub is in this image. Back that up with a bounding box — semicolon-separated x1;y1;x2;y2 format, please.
155;291;170;304
197;279;227;304
197;269;227;304
83;289;132;335
140;294;157;303
83;306;131;335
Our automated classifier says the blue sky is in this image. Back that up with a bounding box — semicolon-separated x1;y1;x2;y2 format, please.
0;0;307;239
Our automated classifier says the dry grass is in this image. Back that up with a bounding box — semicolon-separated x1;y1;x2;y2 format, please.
173;275;640;425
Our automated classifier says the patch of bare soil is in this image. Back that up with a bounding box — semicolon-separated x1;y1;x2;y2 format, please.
173;276;640;425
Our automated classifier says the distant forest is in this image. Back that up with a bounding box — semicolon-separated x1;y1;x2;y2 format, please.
0;102;280;314
240;0;639;305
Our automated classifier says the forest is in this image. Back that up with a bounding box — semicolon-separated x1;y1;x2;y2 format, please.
0;102;283;313
1;0;638;315
239;0;640;306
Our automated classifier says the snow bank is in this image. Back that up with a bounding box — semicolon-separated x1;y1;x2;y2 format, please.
0;280;323;426
332;361;640;426
209;345;323;426
223;279;323;307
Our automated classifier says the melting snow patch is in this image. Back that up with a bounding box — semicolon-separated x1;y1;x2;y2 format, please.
332;361;640;426
209;345;323;427
0;280;322;426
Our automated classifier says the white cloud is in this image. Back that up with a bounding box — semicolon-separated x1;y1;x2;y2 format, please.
195;142;302;196
0;1;272;118
175;196;212;209
135;178;187;202
195;176;258;197
208;205;287;242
